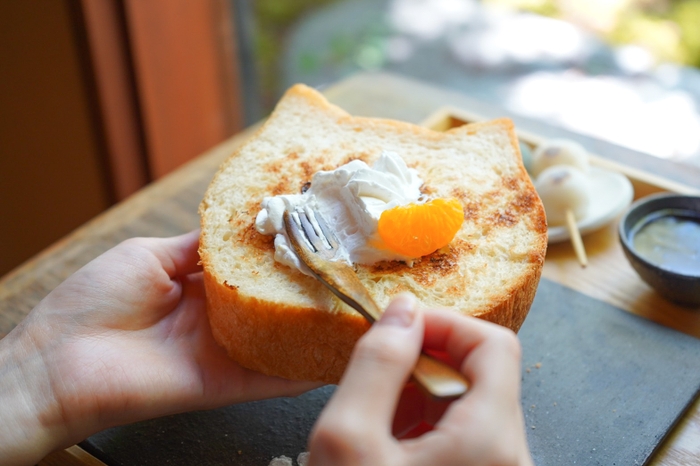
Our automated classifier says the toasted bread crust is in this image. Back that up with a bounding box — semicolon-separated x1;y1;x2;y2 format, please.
199;84;547;383
203;270;370;383
203;267;539;383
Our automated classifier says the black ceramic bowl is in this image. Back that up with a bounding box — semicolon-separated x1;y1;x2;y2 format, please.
619;193;700;308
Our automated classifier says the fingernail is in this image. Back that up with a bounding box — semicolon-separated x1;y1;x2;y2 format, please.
379;294;416;327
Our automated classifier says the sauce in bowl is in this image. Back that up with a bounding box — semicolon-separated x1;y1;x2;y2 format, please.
631;210;700;276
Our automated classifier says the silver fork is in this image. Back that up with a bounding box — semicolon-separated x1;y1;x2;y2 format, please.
284;207;469;401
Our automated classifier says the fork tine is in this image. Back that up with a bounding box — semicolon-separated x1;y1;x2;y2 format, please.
298;209;326;252
288;210;316;252
299;207;338;252
310;209;339;250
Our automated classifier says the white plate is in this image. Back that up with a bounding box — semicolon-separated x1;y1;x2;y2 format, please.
547;167;634;244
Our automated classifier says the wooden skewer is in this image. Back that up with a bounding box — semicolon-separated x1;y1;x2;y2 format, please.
565;209;588;267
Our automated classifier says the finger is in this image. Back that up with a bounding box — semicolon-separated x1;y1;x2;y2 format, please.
150;230;203;278
422;308;522;394
103;231;201;322
322;294;424;430
461;325;521;400
438;326;522;423
420;309;523;418
421;307;488;354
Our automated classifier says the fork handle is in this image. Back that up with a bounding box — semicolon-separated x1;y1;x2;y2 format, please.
412;352;469;400
312;264;469;401
312;265;383;323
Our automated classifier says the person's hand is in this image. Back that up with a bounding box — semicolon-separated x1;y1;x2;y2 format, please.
308;294;533;466
0;231;319;465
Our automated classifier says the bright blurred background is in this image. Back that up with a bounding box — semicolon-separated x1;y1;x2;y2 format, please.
2;0;699;276
241;0;700;168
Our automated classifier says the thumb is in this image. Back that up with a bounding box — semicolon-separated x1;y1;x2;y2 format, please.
328;294;424;427
150;230;202;278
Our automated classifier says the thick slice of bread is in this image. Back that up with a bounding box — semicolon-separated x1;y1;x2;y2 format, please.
199;84;547;383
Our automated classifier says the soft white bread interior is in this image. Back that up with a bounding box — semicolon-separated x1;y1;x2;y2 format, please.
198;84;547;383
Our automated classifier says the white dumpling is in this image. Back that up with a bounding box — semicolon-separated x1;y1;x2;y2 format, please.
532;139;589;177
535;166;590;226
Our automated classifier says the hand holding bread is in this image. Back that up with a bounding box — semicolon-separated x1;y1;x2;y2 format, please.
0;232;319;466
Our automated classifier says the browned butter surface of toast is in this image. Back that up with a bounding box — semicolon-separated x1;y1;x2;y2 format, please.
198;84;547;383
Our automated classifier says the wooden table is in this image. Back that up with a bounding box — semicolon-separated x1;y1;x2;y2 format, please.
2;72;699;465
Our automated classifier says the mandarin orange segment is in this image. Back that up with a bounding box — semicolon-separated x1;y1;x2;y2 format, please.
378;198;464;257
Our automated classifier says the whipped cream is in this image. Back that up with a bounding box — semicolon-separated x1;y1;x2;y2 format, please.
255;151;424;273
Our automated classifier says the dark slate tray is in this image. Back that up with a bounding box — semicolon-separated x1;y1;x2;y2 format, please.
520;280;700;465
81;279;700;465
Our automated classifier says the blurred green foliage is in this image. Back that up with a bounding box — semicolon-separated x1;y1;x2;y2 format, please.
671;0;700;67
490;0;700;69
252;0;341;109
607;0;700;68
